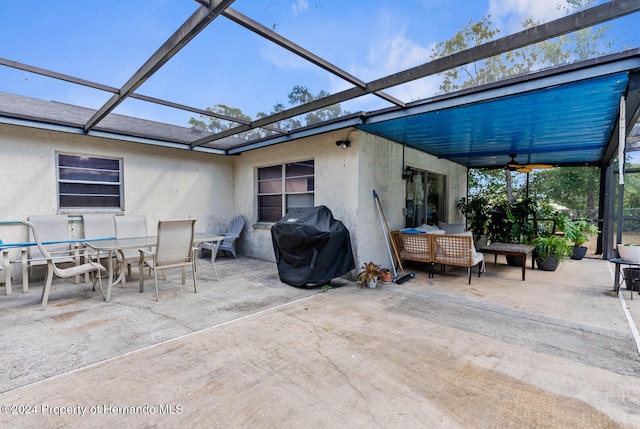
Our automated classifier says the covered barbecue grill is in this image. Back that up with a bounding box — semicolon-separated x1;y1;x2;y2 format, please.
271;206;355;287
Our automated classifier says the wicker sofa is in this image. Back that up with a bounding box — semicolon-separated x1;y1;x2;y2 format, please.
391;230;484;284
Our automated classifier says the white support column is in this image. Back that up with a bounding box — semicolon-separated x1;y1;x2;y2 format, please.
619;95;626;185
2;249;11;295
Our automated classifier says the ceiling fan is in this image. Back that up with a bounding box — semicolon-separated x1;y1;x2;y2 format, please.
505;154;553;173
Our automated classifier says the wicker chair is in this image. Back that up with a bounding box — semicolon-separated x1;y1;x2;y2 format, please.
391;231;484;283
432;232;484;284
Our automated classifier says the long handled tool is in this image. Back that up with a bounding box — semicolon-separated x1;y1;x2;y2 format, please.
373;190;398;277
373;190;414;283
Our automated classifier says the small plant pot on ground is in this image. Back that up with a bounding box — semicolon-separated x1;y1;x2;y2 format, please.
571;246;588;260
380;271;393;283
623;268;640;291
536;255;559;271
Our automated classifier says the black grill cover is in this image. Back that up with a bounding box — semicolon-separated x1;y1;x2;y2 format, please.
271;206;355;287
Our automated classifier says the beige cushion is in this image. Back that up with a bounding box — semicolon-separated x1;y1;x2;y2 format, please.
437;222;466;234
453;231;477;257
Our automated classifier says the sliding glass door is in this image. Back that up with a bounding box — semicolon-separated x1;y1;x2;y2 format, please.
405;169;446;228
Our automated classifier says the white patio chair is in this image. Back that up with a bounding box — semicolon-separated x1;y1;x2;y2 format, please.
138;219;197;300
27;215;80;286
200;215;245;259
83;214;116;242
82;214;116;283
22;221;105;310
114;215;150;286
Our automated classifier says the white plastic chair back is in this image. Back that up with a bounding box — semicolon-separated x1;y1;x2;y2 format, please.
219;216;245;257
27;215;72;265
114;215;148;239
82;214;116;240
115;215;150;261
22;221;105;310
155;219;196;268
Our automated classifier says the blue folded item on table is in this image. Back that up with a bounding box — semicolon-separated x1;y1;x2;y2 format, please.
400;228;425;234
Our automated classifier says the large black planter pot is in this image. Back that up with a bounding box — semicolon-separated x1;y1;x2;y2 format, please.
536;255;559;271
506;255;523;267
623;268;640;291
571;246;587;260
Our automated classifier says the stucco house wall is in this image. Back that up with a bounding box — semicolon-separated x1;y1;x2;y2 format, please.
0;124;466;283
353;132;467;268
0;123;234;273
232;129;359;262
233;130;467;270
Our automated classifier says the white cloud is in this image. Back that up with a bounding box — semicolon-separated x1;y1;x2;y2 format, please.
323;34;438;112
318;5;440;109
292;0;308;16
261;5;441;110
259;39;314;71
345;31;435;105
385;76;441;105
488;0;570;34
377;35;433;77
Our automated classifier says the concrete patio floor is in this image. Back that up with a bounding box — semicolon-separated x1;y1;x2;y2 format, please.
1;255;639;428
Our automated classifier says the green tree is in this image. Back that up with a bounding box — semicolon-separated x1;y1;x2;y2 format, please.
431;0;613;206
188;104;266;140
468;168;528;204
431;0;608;94
530;167;599;217
190;85;348;139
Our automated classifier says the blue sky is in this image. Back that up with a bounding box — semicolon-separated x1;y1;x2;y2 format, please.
0;0;636;127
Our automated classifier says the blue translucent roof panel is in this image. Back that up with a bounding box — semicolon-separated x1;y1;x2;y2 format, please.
359;72;629;168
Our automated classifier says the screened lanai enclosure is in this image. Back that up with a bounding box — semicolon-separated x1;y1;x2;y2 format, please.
1;0;640;259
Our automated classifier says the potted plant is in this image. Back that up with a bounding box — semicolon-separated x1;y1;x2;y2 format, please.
487;198;539;266
564;219;600;260
508;198;539;243
379;268;393;283
487;201;513;244
532;234;573;271
457;196;490;247
356;262;383;288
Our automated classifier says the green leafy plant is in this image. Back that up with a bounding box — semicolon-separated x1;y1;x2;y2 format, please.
552;212;571;234
487;198;539;244
487;201;512;243
532;235;573;263
564;219;599;247
508;198;539;243
457;196;490;241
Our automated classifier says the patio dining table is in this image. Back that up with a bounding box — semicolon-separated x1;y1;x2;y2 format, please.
86;232;223;302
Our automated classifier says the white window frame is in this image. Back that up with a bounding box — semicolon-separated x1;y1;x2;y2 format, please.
257;160;315;222
56;152;123;211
